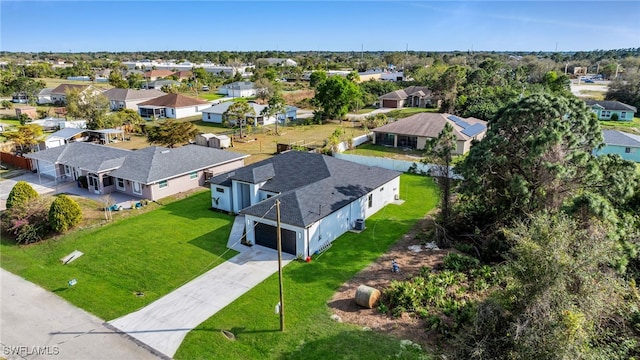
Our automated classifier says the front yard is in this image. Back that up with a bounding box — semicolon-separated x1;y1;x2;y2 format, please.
175;174;439;360
0;191;236;321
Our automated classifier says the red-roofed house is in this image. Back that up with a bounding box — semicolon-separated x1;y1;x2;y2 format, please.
137;93;211;119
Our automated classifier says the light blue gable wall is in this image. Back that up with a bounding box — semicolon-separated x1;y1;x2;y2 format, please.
591;107;635;121
596;144;640;162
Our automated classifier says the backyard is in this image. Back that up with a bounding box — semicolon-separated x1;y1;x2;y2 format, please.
175;174;439;360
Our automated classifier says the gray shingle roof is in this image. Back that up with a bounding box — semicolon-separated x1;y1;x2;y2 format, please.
212;151;400;227
109;145;247;184
26;142;131;172
602;130;640;148
372;113;487;141
103;88;166;101
586;100;637;112
47;128;86;139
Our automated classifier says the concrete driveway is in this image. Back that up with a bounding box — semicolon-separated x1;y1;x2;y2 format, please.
109;245;294;358
0;269;160;360
0;172;140;211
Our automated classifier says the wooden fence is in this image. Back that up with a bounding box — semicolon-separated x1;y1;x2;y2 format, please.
1;152;34;171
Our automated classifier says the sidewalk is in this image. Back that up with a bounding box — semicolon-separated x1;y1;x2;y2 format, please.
108;245;294;358
0;269;160;360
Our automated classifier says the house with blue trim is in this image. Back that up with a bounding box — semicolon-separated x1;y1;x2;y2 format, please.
595;130;640;162
586;100;636;121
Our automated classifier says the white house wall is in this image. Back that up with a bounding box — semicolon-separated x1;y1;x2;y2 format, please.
211;184;232;211
174;106;207;119
202;112;223;123
365;176;400;218
34;160;59;178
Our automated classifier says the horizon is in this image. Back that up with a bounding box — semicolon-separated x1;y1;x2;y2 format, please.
1;1;639;53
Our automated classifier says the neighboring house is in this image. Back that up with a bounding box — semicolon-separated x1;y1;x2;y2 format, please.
209;151;401;256
39;128;89;150
50;84;92;104
257;58;297;67
143;69;175;81
586;100;636;121
217;81;256;98
15;106;37;120
11;92;28;103
595;130;640;162
141;79;180;90
200;101;297;126
103;88;166;111
372;113;487;155
137;93;210;119
172;70;193;81
379;86;439;108
26;142;248;201
37;88;53;104
95;69;112;78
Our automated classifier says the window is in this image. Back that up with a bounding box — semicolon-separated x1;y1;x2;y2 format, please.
601;111;611;118
207;113;211;120
626;147;632;153
216;187;225;193
103;176;114;187
189;171;198;180
368;194;373;208
159;180;168;189
117;178;125;190
620;112;627;119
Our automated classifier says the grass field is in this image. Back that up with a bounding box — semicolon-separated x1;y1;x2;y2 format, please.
40;77;113;90
344;143;425;160
599;117;640;134
385;107;439;119
175;174;439;360
0;191;237;320
197;93;226;101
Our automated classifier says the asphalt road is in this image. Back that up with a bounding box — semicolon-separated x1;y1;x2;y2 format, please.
0;269;161;360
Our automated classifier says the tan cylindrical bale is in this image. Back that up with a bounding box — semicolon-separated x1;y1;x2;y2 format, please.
355;284;381;309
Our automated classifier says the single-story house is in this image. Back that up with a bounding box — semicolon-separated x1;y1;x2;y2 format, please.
586;100;636;121
50;84;92;105
141;79;181;90
11;92;28;103
595;130;640;162
209;151;401;257
15;106;37;120
39;128;89;150
103;88;166;111
143;69;175;81
26;142;248;201
372;113;487;155
200;101;297;126
217;81;256;98
37;88;53;104
379;86;439;108
137;93;211;119
172;70;193;81
257;58;298;67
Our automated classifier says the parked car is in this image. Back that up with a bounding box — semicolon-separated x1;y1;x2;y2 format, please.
202;86;209;91
583;79;594;83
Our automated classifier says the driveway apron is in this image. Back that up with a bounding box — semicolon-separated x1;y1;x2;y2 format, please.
108;245;294;358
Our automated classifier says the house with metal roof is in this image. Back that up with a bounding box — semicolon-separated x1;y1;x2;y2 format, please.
217;81;256;98
379;86;439;108
585;100;637;121
39;128;89;150
200;100;297;126
26;142;248;201
372;113;487;154
103;88;166;111
137;93;211;119
209;151;401;257
595;130;640;162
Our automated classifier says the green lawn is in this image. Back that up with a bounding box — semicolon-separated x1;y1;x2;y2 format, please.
198;93;226;101
600;117;640;134
345;143;425;159
385;107;439;119
175;174;439;360
0;191;237;321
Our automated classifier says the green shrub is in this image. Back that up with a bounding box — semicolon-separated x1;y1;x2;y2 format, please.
6;181;38;209
49;195;82;232
443;253;480;272
610;113;619;121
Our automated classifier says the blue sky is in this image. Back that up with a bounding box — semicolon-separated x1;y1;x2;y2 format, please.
1;1;639;53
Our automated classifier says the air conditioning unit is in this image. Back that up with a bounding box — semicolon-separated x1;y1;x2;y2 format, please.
355;219;365;231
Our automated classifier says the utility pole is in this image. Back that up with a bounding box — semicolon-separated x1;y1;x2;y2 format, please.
276;200;285;332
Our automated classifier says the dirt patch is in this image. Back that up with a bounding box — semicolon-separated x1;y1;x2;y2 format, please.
328;216;455;348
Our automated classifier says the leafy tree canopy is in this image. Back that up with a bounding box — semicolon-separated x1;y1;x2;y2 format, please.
146;119;199;148
313;75;361;120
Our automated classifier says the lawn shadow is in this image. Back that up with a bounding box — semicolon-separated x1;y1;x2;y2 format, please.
188;227;235;256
